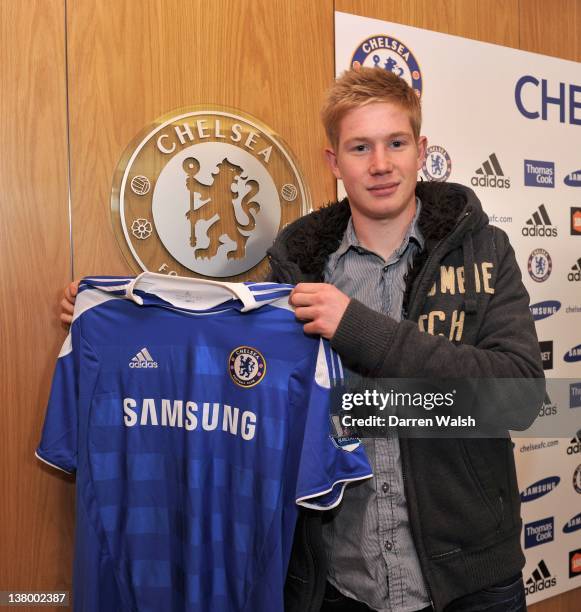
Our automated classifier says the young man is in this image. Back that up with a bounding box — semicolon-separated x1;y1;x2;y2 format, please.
267;68;543;611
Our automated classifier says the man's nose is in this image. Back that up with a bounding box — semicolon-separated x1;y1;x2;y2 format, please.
370;150;394;174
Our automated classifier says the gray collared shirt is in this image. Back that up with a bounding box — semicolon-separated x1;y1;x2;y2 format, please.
322;200;431;612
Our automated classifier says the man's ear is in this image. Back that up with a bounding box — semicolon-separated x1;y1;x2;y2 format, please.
416;135;428;170
325;148;342;180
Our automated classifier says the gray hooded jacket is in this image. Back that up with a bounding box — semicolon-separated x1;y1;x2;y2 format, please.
267;181;544;611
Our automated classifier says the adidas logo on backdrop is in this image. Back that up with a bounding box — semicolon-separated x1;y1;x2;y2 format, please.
567;432;581;455
522;204;558;237
569;258;581;282
538;392;557;417
129;347;158;369
525;560;556;595
471;153;511;189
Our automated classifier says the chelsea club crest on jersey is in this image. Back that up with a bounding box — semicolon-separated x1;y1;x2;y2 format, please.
229;346;267;387
351;34;423;97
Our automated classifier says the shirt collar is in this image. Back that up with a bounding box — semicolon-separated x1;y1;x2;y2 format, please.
332;197;424;263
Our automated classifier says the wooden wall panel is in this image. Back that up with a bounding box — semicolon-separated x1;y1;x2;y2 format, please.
0;0;74;604
335;0;520;46
520;0;581;62
67;0;335;278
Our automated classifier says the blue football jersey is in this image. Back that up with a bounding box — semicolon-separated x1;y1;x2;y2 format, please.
37;273;372;612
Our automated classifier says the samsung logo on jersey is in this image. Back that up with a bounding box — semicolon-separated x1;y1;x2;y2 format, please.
564;512;581;533
524;517;554;548
123;398;257;440
564;344;581;363
530;301;561;321
521;476;560;502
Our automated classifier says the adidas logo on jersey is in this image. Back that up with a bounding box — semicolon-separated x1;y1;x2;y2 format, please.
471;153;511;189
525;560;556;595
568;258;581;282
129;347;158;368
522;204;557;237
567;433;581;455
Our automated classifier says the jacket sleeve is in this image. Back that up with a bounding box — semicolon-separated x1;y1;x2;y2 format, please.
330;230;545;430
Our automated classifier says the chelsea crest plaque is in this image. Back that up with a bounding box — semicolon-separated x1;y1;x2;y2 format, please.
111;106;310;280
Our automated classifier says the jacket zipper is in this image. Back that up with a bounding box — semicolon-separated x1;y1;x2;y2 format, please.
407;210;472;320
401;212;471;610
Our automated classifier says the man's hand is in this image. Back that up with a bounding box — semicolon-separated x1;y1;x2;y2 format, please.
289;283;350;339
60;280;79;325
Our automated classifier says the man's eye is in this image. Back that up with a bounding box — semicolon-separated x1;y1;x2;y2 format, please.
391;140;403;148
354;144;368;152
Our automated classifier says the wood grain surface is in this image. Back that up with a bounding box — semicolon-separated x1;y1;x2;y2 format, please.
335;0;520;46
0;0;74;607
67;0;336;280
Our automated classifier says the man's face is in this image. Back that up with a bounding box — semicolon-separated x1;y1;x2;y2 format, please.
326;102;427;222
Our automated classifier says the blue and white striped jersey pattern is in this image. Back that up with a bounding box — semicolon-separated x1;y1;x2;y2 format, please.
37;273;372;612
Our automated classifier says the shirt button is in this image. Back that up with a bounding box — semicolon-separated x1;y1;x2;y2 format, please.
381;482;389;493
385;540;393;552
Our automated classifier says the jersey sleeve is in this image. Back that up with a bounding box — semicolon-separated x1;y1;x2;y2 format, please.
36;331;78;474
294;338;372;510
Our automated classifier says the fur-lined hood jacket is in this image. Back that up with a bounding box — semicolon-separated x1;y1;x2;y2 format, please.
267;181;544;611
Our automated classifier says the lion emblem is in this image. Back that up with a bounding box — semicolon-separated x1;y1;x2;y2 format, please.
183;156;260;260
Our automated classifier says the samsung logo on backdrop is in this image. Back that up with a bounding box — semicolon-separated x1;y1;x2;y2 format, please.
564;169;581;187
564;512;581;533
521;476;560;502
564;344;581;363
530;301;561;320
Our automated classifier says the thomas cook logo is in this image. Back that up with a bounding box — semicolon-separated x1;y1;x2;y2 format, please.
422;145;452;182
351;35;422;96
111;106;310;280
524;516;554;549
229;346;266;388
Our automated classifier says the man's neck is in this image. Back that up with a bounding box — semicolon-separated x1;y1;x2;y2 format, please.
351;201;417;261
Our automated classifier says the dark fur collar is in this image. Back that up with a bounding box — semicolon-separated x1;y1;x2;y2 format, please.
268;182;487;284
